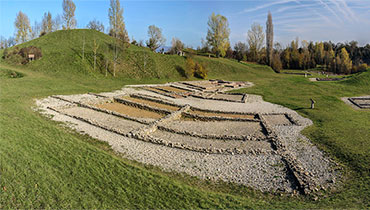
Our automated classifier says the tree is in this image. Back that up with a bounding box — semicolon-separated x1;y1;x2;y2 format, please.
271;52;282;72
87;19;105;32
53;14;62;31
339;47;352;74
266;12;273;66
108;0;129;42
31;21;41;39
41;12;54;34
247;23;264;62
14;11;32;44
146;25;166;51
62;0;76;30
314;42;324;65
92;38;100;72
170;37;184;55
206;13;230;57
234;42;247;62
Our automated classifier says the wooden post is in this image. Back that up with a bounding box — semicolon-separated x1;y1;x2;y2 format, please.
310;98;315;109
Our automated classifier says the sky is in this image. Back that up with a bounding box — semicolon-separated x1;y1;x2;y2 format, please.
1;0;370;48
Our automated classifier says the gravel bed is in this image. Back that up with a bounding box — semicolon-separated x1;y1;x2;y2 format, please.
212;93;244;102
274;125;340;189
60;106;145;133
157;119;265;138
96;102;165;119
149;130;273;154
263;114;292;126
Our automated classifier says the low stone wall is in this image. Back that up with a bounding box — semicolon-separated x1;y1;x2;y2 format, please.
130;93;183;108
190;106;256;116
114;97;172;115
258;114;318;194
50;95;151;124
348;97;370;109
156;124;264;141
182;112;259;122
141;87;179;99
190;92;246;103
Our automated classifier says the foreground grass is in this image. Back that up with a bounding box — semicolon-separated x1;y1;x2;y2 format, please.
0;59;369;208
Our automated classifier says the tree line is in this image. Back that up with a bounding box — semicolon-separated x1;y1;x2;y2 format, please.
1;0;369;75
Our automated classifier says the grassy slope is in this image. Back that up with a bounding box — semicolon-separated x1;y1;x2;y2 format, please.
7;29;186;80
0;30;369;208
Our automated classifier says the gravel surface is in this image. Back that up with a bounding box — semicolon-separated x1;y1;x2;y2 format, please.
60;106;145;133
149;130;273;154
157;119;265;138
96;102;165;119
263;114;292;126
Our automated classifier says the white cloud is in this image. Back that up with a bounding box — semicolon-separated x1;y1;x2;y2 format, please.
240;0;298;14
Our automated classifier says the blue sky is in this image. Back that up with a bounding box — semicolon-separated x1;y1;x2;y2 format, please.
1;0;370;47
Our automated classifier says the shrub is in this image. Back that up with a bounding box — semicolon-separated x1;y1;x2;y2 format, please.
271;53;282;73
185;57;195;78
352;63;368;73
194;62;208;79
3;46;42;64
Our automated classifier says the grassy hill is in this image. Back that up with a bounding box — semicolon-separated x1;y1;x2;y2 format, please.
0;29;369;209
2;29;189;80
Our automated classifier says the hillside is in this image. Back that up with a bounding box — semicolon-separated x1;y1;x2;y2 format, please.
1;29;271;81
0;29;369;208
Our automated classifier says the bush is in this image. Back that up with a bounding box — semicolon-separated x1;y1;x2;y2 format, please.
185;57;195;78
3;46;42;64
352;63;368;73
19;46;42;63
194;62;208;79
271;53;282;73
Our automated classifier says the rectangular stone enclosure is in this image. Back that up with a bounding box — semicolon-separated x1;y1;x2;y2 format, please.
349;97;370;109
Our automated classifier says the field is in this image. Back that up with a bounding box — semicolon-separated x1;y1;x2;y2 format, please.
0;30;369;209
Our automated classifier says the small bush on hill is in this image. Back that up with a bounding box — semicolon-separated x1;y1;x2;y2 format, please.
185;57;195;78
184;54;208;79
194;62;208;79
3;46;42;64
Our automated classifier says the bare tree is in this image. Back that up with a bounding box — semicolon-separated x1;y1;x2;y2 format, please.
14;11;32;44
146;25;166;51
170;37;184;55
31;21;41;39
266;11;273;66
92;38;99;71
108;0;129;42
247;22;265;62
87;19;105;32
53;14;62;31
206;13;230;57
41;12;54;35
62;0;77;30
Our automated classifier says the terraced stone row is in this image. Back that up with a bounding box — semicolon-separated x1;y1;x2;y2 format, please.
258;114;318;194
50;95;154;124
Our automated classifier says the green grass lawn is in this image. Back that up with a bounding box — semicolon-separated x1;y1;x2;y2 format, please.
0;30;369;208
